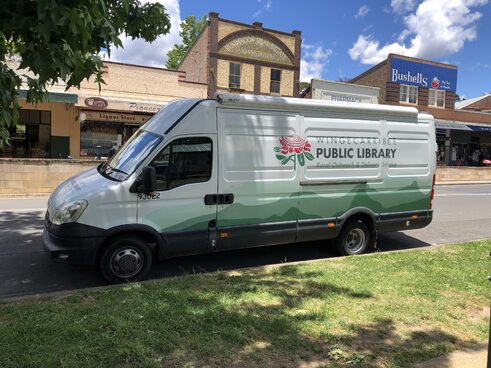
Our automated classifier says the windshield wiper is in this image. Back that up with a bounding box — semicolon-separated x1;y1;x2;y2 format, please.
106;164;129;176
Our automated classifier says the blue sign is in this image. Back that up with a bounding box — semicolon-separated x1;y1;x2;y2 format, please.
390;57;457;92
469;125;491;132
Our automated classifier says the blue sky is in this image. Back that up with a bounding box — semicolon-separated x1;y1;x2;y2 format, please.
110;0;491;99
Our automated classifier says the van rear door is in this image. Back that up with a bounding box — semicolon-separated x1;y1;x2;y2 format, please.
215;108;300;250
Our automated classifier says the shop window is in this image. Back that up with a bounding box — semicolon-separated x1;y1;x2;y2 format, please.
150;137;212;191
399;84;418;104
80;121;124;158
429;89;445;108
229;63;241;89
270;69;281;94
1;109;51;158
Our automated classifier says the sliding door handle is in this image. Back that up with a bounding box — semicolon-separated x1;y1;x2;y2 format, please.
204;194;217;205
204;193;234;205
220;193;234;205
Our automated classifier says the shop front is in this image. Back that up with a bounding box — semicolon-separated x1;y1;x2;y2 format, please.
79;110;152;158
435;120;491;166
0;91;78;159
75;95;166;158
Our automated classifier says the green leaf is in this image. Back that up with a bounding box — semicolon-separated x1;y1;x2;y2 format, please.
273;147;280;153
298;153;305;166
281;155;292;165
304;152;315;161
0;0;172;145
275;154;285;160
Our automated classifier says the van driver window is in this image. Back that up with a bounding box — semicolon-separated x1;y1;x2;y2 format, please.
149;137;212;191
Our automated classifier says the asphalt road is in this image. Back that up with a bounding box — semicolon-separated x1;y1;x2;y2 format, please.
1;184;490;299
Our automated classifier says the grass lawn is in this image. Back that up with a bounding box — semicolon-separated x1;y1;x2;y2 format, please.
0;240;490;368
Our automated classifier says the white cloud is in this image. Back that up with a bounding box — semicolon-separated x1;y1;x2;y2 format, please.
254;0;273;18
391;0;418;14
300;44;333;82
349;0;488;65
106;0;182;67
355;5;370;19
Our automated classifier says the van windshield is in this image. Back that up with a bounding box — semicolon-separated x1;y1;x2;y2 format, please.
99;130;162;181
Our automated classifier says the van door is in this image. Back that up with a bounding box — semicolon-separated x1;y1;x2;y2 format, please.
215;108;300;250
297;113;383;242
137;135;218;255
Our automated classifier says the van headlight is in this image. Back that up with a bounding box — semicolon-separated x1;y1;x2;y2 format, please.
52;200;88;225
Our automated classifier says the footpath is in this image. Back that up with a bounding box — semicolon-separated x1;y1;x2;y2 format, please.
414;342;488;368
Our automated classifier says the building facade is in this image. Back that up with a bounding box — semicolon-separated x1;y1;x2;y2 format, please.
2;60;207;159
178;12;302;98
1;13;302;160
456;93;491;113
351;54;491;166
302;79;379;104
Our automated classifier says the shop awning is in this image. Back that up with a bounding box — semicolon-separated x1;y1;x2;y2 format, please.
17;90;78;104
435;119;491;132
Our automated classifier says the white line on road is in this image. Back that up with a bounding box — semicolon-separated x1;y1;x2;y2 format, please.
0;208;46;212
435;193;491;197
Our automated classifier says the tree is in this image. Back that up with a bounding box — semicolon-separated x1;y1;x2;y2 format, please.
298;82;311;96
337;77;352;83
165;15;207;70
0;0;172;145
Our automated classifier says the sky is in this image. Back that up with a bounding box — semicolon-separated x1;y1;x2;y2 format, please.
108;0;491;99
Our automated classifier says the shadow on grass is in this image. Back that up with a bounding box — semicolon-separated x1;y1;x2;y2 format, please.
144;267;461;367
1;262;468;368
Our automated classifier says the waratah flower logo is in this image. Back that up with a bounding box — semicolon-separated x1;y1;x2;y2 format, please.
274;135;314;166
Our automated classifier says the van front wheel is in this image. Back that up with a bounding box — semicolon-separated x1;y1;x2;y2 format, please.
335;220;371;256
99;236;153;284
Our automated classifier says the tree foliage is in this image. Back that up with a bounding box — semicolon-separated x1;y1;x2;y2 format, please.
0;0;171;145
165;15;207;70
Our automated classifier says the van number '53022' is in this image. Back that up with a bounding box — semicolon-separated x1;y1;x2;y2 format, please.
137;193;161;200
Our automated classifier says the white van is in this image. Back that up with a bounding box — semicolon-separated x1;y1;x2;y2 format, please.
44;94;436;283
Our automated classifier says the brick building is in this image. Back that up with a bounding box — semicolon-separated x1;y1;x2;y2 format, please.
178;12;302;98
351;54;491;166
456;93;491;113
2;60;207;159
1;13;302;160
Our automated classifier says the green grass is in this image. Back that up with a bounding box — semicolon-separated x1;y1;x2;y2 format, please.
0;240;490;368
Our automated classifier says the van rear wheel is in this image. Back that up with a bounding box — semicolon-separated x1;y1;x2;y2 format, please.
335;220;371;256
99;236;153;284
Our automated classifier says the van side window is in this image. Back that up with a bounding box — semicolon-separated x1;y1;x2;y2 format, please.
150;137;212;191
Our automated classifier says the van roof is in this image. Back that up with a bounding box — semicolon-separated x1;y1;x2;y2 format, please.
217;93;422;118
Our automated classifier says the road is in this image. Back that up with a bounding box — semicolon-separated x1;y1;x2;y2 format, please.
1;184;490;299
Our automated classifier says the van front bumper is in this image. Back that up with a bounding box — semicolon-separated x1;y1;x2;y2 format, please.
43;223;105;265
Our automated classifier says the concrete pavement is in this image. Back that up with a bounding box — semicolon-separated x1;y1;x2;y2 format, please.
413;342;488;368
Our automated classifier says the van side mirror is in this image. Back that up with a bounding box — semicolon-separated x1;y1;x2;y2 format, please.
130;166;157;194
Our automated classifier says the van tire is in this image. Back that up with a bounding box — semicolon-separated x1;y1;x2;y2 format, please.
335;220;371;256
99;236;153;284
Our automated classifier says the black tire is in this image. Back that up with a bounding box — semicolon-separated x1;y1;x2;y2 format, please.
335;220;372;256
99;235;153;284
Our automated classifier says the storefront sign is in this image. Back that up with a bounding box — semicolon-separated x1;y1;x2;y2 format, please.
83;111;151;124
435;120;491;132
322;92;374;104
469;125;491;132
128;102;161;113
390;57;457;92
84;97;108;109
219;36;292;65
78;96;165;114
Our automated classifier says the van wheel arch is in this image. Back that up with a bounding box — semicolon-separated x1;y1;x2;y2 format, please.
335;209;377;255
96;227;162;267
